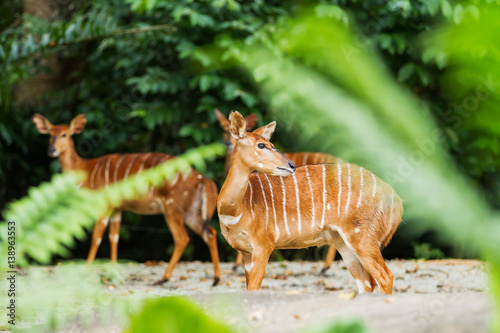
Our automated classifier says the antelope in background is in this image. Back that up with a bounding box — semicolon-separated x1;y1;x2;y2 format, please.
33;114;221;286
215;109;340;274
217;111;403;293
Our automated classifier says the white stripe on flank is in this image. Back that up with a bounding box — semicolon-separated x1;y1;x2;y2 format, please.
302;153;309;166
320;165;326;229
305;166;315;229
170;173;179;185
356;167;364;209
371;173;377;197
201;186;208;220
105;158;112;188
137;153;152;174
337;163;342;217
89;159;101;189
124;155;139;179
257;175;269;229
280;176;291;235
248;180;255;219
264;174;279;241
292;173;301;234
345;164;351;215
114;155;127;182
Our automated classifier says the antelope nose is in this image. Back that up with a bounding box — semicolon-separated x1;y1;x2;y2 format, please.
48;147;56;156
289;162;296;171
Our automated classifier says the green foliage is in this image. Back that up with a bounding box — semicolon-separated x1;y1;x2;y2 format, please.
412;242;445;260
129;297;233;333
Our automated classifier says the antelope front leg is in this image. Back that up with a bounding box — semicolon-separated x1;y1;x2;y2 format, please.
243;248;273;291
86;215;110;264
108;210;122;262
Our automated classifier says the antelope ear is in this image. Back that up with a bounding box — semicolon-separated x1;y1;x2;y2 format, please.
252;121;276;141
228;111;247;139
214;109;229;131
33;113;52;134
245;114;258;131
69;114;87;135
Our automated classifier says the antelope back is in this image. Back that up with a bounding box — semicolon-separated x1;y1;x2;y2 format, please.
284;152;340;166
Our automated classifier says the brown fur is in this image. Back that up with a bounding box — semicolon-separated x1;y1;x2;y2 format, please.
33;113;221;285
215;109;342;272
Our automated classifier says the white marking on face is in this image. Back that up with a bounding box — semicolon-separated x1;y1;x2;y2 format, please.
258;163;264;169
124;155;140;179
197;174;203;179
305;166;315;230
110;234;119;243
371;173;377;197
345;164;351;215
165;198;174;205
320;165;326;229
280;176;291;235
337;163;342;217
219;213;242;226
96;237;102;245
255;151;259;156
256;175;269;229
356;167;364;209
114;155;127;182
264;174;279;241
354;228;360;233
292;173;301;234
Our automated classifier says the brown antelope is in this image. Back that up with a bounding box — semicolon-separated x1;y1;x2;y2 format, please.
215;109;340;274
33;114;221;286
217;111;403;293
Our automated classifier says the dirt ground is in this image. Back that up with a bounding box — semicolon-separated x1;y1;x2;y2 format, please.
102;259;490;333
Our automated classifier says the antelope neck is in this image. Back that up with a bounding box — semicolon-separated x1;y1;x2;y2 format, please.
58;139;86;172
218;157;253;219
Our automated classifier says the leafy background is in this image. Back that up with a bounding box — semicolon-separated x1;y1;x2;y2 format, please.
1;0;499;264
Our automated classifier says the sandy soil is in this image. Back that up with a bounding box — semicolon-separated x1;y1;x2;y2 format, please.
99;259;490;333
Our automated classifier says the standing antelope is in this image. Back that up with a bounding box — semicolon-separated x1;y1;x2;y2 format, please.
218;111;403;293
215;109;340;274
33;114;221;286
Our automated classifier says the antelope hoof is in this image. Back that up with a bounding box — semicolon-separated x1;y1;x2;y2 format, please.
153;278;169;286
232;264;239;272
319;267;330;276
212;277;220;287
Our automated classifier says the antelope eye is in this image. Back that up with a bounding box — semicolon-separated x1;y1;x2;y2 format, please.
61;133;66;137
258;143;266;149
